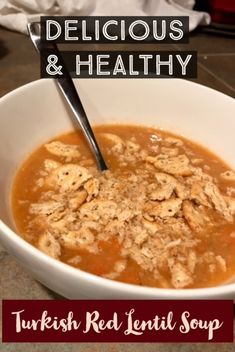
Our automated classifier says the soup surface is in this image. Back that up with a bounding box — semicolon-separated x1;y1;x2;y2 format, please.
12;125;235;289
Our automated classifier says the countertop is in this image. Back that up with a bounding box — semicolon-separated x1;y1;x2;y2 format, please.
0;26;235;352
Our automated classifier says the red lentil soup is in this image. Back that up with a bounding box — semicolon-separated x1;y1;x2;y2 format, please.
11;125;235;289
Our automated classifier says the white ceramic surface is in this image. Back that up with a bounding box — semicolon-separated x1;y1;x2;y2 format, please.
0;78;235;299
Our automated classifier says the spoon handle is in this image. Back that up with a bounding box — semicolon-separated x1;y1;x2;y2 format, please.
27;22;108;171
56;72;108;171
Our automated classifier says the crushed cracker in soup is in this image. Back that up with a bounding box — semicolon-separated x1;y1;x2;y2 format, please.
12;125;235;289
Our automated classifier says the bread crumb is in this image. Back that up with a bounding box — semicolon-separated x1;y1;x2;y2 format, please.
144;198;182;219
220;171;235;182
46;164;92;192
45;141;81;162
68;255;82;265
182;200;205;232
168;261;192;288
147;154;193;176
38;232;61;259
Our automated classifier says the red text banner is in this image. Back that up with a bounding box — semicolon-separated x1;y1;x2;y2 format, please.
2;300;234;343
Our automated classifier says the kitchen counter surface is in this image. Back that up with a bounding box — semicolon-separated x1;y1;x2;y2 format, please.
0;26;235;352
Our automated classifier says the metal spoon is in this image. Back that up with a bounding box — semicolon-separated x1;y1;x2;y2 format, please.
27;22;108;171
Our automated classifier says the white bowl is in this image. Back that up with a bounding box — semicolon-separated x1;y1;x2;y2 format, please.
0;78;235;299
